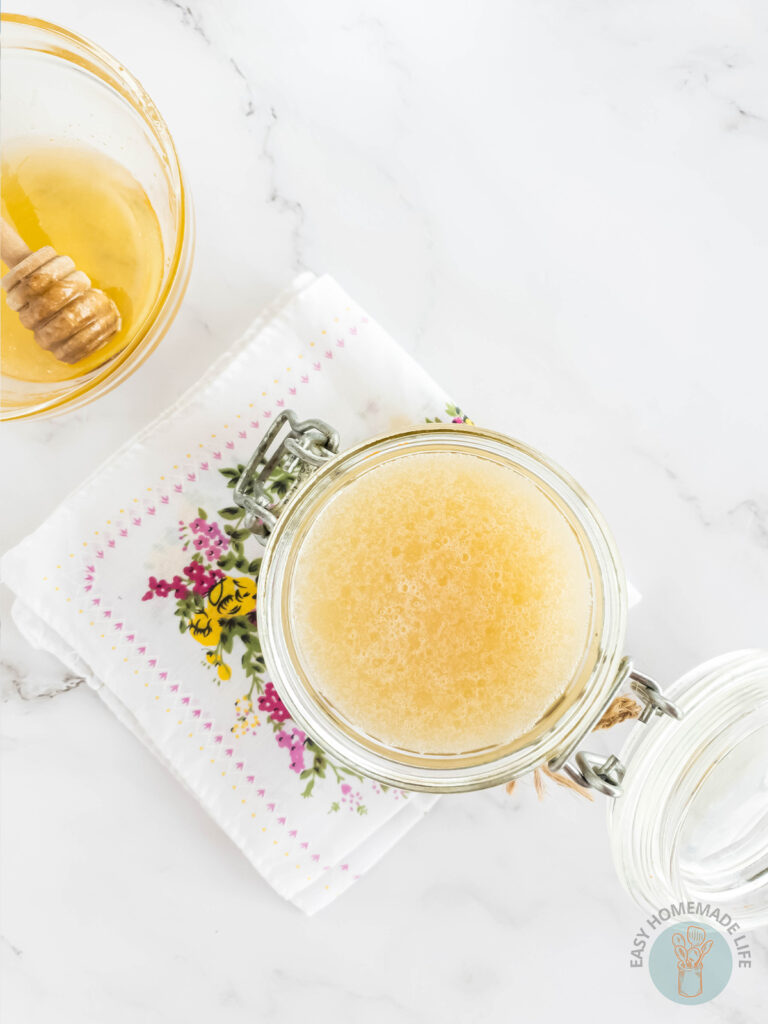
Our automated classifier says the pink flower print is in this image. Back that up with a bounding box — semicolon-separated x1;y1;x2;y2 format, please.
188;520;230;562
258;682;291;724
142;576;173;601
184;560;205;584
276;727;306;773
170;575;189;600
142;573;192;602
183;561;225;596
205;534;228;561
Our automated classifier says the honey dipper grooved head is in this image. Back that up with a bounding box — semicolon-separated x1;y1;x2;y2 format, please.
1;226;122;364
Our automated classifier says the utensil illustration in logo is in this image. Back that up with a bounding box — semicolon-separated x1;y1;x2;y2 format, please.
687;926;706;946
673;926;714;997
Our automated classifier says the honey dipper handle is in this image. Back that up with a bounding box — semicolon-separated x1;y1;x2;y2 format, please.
0;218;32;268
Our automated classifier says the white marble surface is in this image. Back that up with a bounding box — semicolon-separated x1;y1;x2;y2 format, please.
2;1;768;1020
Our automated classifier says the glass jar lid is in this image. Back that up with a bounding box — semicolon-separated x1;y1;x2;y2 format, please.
608;650;768;927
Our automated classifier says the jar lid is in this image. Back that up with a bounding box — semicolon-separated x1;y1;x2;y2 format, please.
607;650;768;927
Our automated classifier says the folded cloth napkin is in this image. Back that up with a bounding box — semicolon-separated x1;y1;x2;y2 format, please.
3;272;471;913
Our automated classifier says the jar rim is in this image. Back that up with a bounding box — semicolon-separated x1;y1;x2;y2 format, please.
258;424;628;792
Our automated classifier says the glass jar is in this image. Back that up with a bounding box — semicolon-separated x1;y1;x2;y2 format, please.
237;411;768;924
609;650;768;927
0;15;194;420
244;413;634;791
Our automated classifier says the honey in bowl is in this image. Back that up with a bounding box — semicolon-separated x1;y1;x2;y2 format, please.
290;451;593;753
1;141;164;382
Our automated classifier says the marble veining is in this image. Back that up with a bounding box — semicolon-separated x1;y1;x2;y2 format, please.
2;1;768;1021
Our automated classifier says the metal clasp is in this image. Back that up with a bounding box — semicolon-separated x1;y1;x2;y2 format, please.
559;665;683;799
629;669;684;723
234;410;339;539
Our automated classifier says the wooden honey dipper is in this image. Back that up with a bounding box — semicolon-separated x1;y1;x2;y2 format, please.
1;218;121;364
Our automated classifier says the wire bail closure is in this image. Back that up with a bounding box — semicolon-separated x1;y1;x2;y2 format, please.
560;666;684;798
234;410;339;540
235;411;683;798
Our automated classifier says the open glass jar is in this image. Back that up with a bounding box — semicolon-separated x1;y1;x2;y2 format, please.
236;411;768;923
251;416;631;791
610;649;768;926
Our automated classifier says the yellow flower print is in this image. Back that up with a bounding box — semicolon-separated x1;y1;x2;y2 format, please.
188;610;221;646
232;693;260;736
207;576;257;617
217;663;232;681
232;714;260;737
235;696;253;715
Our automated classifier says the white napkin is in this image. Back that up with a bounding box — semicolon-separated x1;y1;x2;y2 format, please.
3;273;464;913
4;273;640;912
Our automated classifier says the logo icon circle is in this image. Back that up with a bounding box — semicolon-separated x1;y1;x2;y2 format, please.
648;921;732;1004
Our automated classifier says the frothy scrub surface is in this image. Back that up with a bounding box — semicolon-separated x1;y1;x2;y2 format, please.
290;451;593;753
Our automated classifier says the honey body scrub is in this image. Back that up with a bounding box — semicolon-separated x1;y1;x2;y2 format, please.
1;141;164;382
290;451;593;753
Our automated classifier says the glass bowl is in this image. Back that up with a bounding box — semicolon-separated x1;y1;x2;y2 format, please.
0;14;194;420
